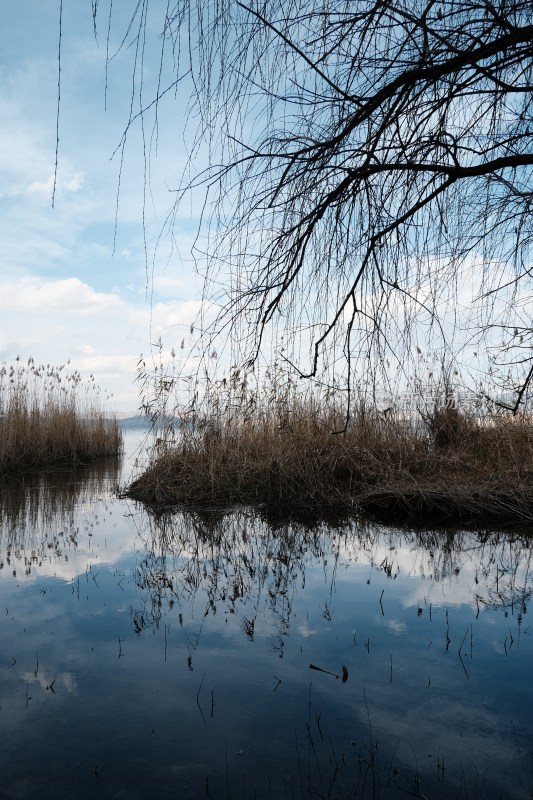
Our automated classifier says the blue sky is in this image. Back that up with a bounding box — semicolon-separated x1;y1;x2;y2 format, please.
0;2;201;410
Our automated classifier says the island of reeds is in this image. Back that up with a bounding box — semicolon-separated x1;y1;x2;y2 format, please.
0;358;122;476
126;372;533;526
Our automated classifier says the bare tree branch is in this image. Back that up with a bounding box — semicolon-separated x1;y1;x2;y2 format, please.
95;0;533;406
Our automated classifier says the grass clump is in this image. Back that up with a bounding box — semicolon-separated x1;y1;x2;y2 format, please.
127;372;533;524
0;357;122;476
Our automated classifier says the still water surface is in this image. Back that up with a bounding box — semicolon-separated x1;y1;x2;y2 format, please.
0;428;531;799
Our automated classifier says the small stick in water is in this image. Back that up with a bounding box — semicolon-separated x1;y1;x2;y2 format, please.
309;663;349;683
309;663;339;678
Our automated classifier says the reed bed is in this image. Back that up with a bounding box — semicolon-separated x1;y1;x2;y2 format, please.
127;374;533;524
0;358;122;476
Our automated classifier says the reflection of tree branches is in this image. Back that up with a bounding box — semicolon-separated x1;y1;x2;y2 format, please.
375;526;533;613
132;510;336;649
131;511;533;640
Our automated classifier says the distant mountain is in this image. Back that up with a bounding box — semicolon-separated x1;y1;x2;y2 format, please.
117;415;153;430
113;411;142;420
117;414;180;431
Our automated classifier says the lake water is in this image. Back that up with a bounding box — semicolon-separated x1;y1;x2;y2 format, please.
0;428;531;799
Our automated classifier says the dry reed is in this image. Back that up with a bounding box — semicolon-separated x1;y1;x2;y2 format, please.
127;372;533;524
0;357;122;476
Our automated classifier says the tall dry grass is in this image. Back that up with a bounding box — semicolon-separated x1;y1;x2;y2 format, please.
127;369;533;523
0;357;122;475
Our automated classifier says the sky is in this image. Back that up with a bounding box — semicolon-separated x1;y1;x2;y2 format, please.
2;3;532;415
0;2;202;411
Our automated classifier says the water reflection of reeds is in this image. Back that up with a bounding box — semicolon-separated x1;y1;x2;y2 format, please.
127;511;533;798
133;510;532;639
0;458;120;575
0;462;530;799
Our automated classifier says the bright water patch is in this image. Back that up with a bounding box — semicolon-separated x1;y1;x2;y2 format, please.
0;429;531;799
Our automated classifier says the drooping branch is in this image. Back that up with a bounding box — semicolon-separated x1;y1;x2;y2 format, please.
96;0;533;406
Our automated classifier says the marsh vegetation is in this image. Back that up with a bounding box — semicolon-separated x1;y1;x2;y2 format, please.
0;358;122;476
128;368;533;525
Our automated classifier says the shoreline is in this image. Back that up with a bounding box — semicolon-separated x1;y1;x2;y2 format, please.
125;471;533;528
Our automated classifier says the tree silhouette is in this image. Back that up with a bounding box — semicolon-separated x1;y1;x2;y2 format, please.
96;1;533;410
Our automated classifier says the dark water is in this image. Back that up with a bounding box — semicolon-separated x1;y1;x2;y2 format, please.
0;429;531;800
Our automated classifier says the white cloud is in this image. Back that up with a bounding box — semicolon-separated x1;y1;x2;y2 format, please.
152;275;185;295
26;170;84;197
0;271;202;409
25;175;54;196
0;276;123;315
71;353;140;378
